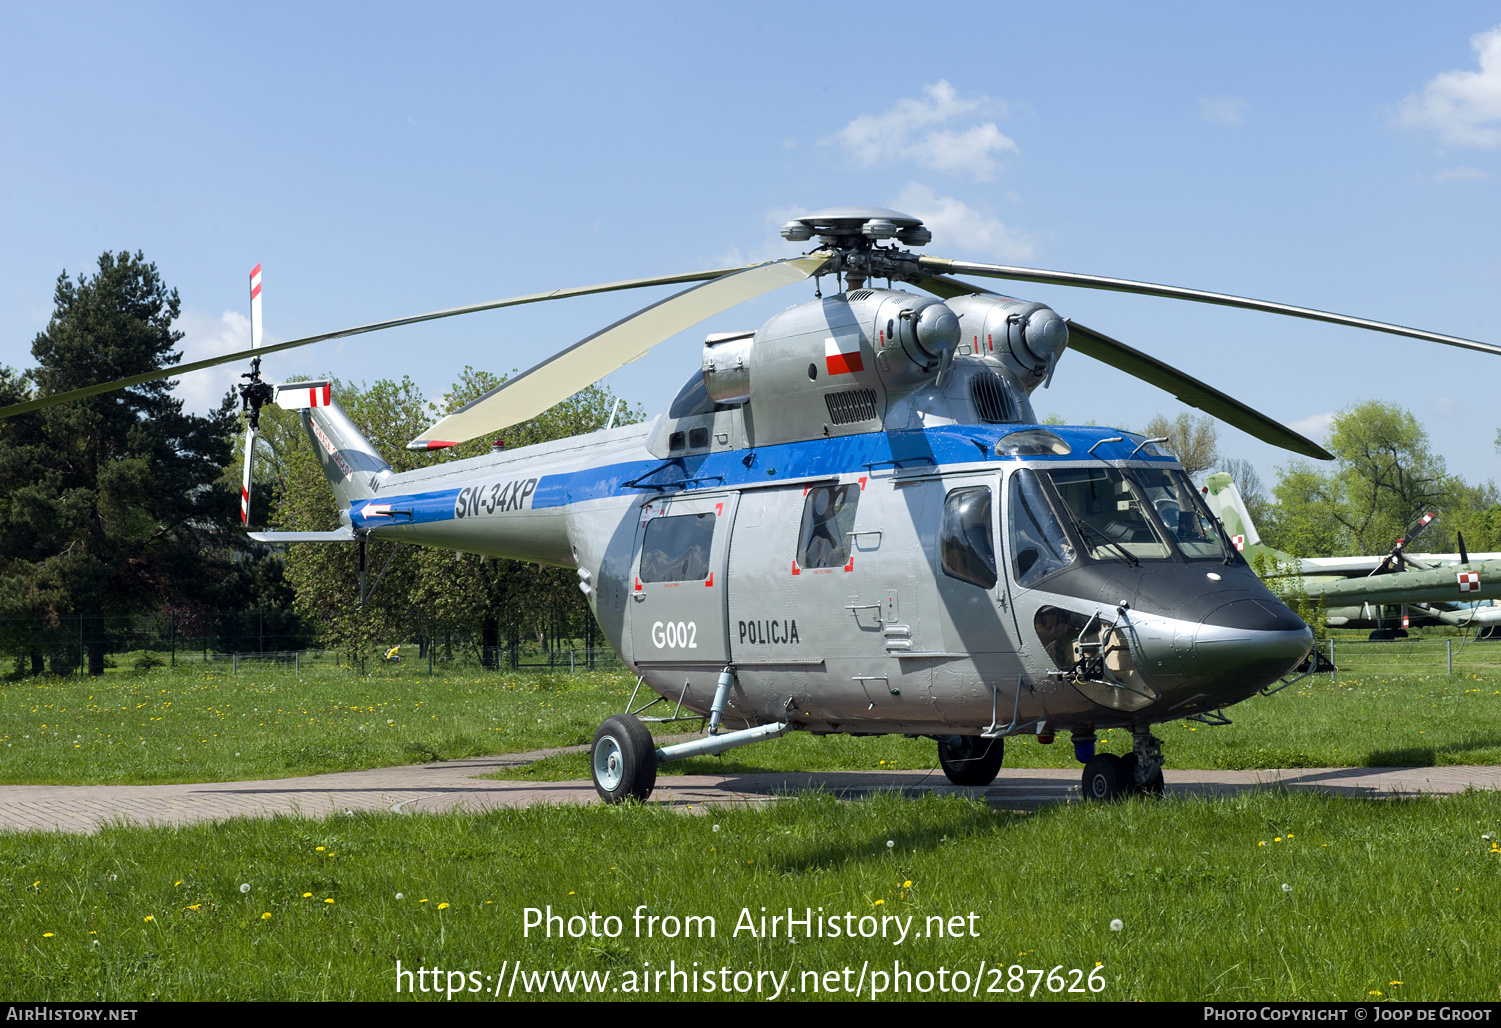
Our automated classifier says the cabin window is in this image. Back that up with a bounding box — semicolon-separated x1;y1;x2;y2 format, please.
640;513;715;582
1045;467;1170;562
941;487;997;589
1008;469;1076;586
796;484;860;569
688;427;710;449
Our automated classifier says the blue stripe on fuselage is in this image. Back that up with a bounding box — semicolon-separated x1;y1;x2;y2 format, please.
348;424;1173;527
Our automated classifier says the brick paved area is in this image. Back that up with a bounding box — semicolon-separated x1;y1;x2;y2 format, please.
2;756;1498;835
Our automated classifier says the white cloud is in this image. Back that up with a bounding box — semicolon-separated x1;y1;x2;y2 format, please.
1432;164;1489;181
832;81;1017;181
171;307;255;416
1288;412;1335;441
891;183;1033;261
1199;95;1249;125
1397;25;1501;148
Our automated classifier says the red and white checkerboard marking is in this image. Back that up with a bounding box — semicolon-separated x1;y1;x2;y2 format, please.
1458;571;1481;594
1231;534;1245;551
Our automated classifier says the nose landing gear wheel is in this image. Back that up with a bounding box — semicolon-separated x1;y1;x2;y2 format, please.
591;714;658;804
1081;753;1127;801
937;735;1005;786
1118;752;1165;797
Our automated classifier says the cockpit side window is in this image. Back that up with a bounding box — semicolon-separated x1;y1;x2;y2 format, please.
797;484;860;569
941;487;997;589
1008;469;1076;587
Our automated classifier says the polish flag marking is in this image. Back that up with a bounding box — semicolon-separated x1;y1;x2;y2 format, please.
1458;572;1481;594
824;336;864;375
1232;534;1246;551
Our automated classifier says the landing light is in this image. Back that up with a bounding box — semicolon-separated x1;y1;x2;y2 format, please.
997;428;1072;456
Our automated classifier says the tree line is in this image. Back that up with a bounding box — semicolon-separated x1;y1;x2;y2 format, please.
0;251;639;674
1142;409;1501;557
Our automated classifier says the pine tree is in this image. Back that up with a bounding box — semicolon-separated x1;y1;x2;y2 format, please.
0;252;237;674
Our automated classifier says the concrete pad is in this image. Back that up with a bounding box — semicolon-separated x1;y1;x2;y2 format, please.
2;760;1499;835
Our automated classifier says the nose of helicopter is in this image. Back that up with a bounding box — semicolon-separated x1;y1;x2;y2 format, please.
1134;597;1313;698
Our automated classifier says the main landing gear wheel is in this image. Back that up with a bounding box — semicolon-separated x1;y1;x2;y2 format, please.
591;715;657;804
1118;752;1165;797
1081;753;1128;801
937;735;1005;786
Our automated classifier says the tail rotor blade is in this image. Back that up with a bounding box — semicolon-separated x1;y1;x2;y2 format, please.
239;424;256;526
407;254;830;450
250;264;263;350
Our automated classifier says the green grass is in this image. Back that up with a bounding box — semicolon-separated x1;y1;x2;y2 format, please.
0;663;642;785
3;643;1501;786
5;791;1500;1001
497;667;1501;781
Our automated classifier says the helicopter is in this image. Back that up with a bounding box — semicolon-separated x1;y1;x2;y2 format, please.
5;206;1499;803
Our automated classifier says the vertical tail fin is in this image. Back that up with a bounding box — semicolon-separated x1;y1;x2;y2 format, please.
274;381;391;505
1202;471;1261;551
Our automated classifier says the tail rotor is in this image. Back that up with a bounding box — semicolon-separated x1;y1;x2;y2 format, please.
236;264;273;526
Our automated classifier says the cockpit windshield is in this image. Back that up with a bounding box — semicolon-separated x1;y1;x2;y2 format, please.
1044;467;1171;562
1134;467;1238;561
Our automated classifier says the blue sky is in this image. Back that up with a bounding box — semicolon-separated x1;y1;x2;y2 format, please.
2;2;1499;492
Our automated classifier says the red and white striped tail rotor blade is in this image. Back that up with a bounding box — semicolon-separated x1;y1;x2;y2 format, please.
249;263;264;350
239;424;256;526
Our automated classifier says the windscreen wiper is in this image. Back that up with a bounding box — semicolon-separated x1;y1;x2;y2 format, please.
1071;518;1139;567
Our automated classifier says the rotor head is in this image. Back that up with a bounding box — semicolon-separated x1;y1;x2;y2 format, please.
780;206;931;250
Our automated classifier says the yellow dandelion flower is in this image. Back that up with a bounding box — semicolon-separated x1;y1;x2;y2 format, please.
261;912;272;920
187;904;201;910
1370;991;1382;996
420;899;428;903
303;892;312;898
143;916;154;922
438;902;450;910
1390;981;1403;985
324;898;335;904
42;933;54;938
174;881;182;887
1258;841;1265;847
315;846;325;851
902;880;912;888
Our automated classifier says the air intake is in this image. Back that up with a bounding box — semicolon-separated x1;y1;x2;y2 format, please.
824;388;880;426
970;372;1014;424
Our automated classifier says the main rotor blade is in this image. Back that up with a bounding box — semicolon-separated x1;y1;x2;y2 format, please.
0;266;749;422
1065;320;1334;460
912;274;1334;460
918;257;1501;357
408;255;831;450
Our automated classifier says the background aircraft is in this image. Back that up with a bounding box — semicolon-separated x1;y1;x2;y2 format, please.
1202;473;1501;638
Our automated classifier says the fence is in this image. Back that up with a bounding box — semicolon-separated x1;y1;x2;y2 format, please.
0;613;626;677
1315;635;1501;676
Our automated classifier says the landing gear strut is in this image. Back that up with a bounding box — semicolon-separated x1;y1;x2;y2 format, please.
936;735;1005;786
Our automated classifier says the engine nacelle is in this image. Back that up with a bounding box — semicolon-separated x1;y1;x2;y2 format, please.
945;294;1069;393
866;292;962;389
